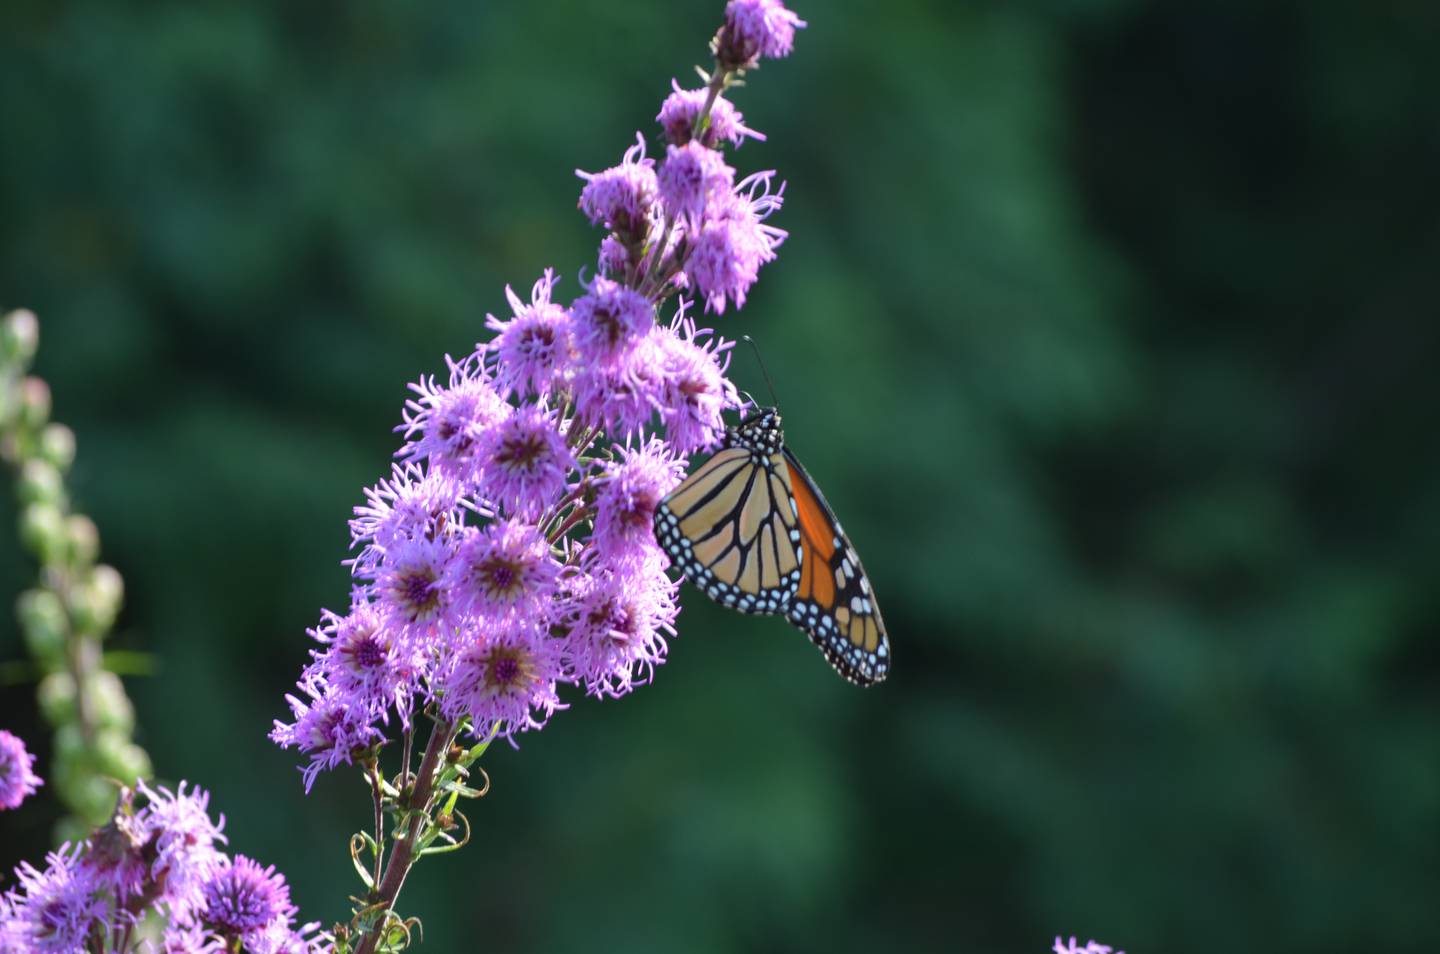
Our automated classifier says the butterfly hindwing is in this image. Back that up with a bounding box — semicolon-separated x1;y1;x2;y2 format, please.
782;447;891;686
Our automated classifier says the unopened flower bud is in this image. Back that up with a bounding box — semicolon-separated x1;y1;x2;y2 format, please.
1;309;39;366
95;728;147;784
20;501;68;565
18;588;67;663
39;423;76;472
19;376;52;431
38;671;78;726
90;671;137;734
72;564;125;636
65;514;100;568
17;458;64;507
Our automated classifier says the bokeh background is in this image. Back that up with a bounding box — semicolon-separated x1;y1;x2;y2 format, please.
3;1;1439;951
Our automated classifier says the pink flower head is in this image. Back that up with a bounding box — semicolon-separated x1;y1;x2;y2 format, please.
439;622;564;739
569;276;655;369
445;518;559;620
485;269;575;399
305;602;418;725
476;405;574;520
570;331;668;441
597;235;631;278
658;141;736;228
657;310;740;453
399;355;510;483
577;134;659;238
200;855;297;940
683;172;787;313
270;684;385;793
374;536;453;634
562;553;679;697
657;81;765;148
349;463;460;577
135;781;228;923
718;0;807;68
5;845;110;953
590;437;686;564
0;729;42;810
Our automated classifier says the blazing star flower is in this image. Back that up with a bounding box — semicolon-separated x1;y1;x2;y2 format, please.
577;134;659;238
1053;939;1124;954
271;684;385;792
562;553;679;697
657;81;764;148
144;922;226;954
349;464;461;577
0;729;42;810
570;276;656;369
591;438;686;564
656;314;740;454
4;845;109;953
399;356;510;483
134;781;228;923
597;235;632;278
683;171;787;313
439;623;564;738
570;336;668;441
446;518;560;620
718;0;807;68
658;140;736;228
476;405;574;520
374;536;454;633
304;602;417;724
80;794;151;902
486;270;575;399
200;855;298;940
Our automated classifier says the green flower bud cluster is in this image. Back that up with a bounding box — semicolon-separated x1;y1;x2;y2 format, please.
1;308;152;832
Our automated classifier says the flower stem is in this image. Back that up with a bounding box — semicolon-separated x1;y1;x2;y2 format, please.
354;717;456;954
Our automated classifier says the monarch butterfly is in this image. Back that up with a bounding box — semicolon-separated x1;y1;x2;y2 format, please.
653;407;891;685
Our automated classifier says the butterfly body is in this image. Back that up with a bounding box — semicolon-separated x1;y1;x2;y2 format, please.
654;408;891;685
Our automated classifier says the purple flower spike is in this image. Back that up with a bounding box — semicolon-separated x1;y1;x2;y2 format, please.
4;845;109;953
658;141;736;228
201;855;298;939
0;729;42;810
375;536;453;632
657;80;765;148
683;172;787;313
718;0;807;68
486;269;575;399
477;406;574;520
577;134;659;238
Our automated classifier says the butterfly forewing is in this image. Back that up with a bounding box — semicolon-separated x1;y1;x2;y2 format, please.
655;436;802;616
783;448;891;686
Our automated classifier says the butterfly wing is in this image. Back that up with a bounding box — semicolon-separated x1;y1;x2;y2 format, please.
783;448;891;686
655;446;803;615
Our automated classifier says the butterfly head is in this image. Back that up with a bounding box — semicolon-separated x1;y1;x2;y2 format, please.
728;407;785;455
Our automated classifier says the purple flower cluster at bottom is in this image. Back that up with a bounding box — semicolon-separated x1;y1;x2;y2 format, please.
0;782;318;953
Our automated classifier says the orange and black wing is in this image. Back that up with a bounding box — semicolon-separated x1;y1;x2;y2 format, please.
655;447;802;615
783;448;891;685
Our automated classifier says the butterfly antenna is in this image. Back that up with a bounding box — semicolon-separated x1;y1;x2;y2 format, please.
741;335;782;410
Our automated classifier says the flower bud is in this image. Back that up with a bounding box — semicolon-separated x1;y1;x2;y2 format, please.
19;376;51;431
20;501;68;565
16;458;65;507
18;588;68;663
53;727;118;824
65;514;101;568
37;671;77;725
1;309;39;366
95;728;148;784
39;423;76;472
90;671;136;734
70;564;124;635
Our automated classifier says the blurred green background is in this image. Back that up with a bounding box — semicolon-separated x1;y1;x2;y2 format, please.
3;1;1439;951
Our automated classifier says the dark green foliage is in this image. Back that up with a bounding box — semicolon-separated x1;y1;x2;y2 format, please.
2;1;1436;951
